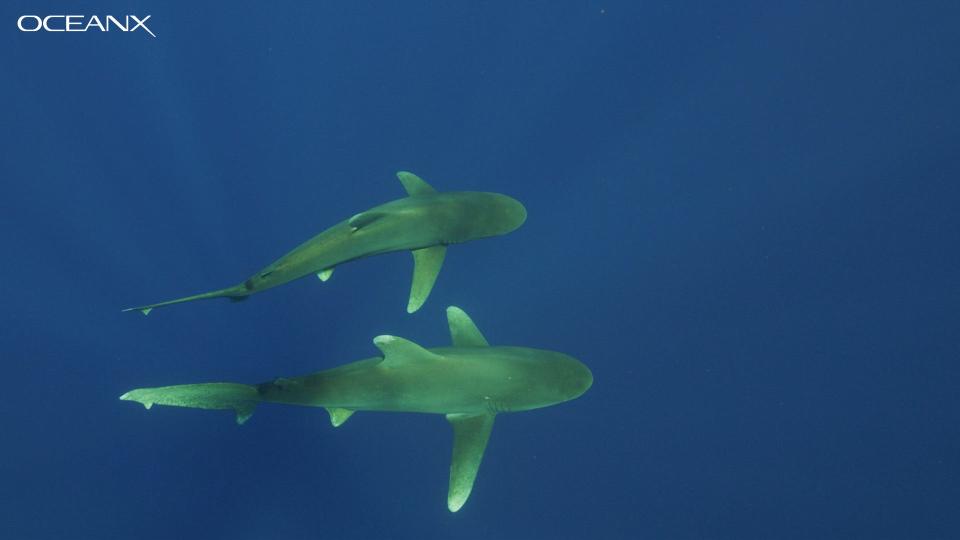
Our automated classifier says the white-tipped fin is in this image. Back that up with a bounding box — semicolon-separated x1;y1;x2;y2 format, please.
316;268;334;282
119;383;259;424
373;335;443;367
446;306;489;347
408;245;446;313
446;413;496;512
396;171;437;196
325;407;355;427
140;308;152;316
348;211;386;231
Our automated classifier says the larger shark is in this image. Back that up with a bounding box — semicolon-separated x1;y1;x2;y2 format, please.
120;306;593;512
123;172;526;315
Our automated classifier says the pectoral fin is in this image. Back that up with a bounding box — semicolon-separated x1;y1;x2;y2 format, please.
446;306;489;347
396;171;437;196
446;413;496;512
408;245;446;313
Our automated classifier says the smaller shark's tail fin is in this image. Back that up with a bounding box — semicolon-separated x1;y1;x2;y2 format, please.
122;284;248;316
120;382;259;425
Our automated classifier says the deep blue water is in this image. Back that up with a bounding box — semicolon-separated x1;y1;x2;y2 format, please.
2;2;959;539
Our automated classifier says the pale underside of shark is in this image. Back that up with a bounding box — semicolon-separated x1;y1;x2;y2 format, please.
120;306;593;512
123;172;527;315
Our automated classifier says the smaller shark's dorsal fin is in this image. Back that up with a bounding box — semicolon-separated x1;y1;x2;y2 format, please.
348;211;387;231
408;245;447;313
373;335;442;367
446;413;496;512
396;171;437;196
325;407;355;427
446;306;489;347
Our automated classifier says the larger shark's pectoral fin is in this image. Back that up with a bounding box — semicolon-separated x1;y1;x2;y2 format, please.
408;245;446;313
446;306;489;347
396;171;437;196
446;413;496;512
372;335;443;367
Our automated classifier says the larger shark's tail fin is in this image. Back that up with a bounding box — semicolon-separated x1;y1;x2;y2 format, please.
120;382;259;425
122;284;248;316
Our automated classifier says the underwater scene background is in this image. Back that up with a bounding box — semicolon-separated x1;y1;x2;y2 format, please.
2;2;959;539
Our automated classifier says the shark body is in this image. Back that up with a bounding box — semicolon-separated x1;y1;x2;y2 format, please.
120;306;592;511
123;172;526;315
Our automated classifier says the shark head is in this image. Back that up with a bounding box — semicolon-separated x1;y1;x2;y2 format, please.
513;349;593;410
451;192;527;240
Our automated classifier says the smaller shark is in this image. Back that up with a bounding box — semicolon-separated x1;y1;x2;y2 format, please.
120;306;592;512
123;172;526;315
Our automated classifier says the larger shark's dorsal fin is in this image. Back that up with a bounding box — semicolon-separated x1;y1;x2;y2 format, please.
396;171;437;196
373;335;442;367
446;413;496;512
446;306;489;347
407;245;447;313
348;211;387;231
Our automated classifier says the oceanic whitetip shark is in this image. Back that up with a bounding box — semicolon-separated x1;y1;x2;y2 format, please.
123;172;526;315
120;306;592;512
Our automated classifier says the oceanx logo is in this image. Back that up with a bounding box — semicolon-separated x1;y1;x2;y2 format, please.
17;15;156;38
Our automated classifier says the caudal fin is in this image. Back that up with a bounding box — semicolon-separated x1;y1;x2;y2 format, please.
120;382;259;424
122;284;248;316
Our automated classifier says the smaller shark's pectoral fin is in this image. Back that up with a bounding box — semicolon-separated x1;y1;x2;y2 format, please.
446;306;489;347
325;407;355;427
446;413;496;512
396;171;437;196
316;268;334;282
408;245;446;313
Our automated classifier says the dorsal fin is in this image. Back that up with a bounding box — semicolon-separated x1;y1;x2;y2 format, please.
373;335;442;367
396;171;437;196
446;306;489;347
348;211;386;230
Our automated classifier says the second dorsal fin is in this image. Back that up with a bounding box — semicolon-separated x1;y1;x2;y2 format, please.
397;171;437;196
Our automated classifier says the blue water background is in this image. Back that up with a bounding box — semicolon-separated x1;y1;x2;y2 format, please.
2;2;959;538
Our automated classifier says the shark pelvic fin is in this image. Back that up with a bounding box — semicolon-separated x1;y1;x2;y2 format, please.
325;407;355;427
446;306;489;347
235;402;256;425
396;171;437;196
316;268;334;282
373;335;442;367
348;211;387;231
408;245;447;313
446;413;496;512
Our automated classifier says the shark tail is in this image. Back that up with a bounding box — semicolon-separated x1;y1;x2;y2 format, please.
120;382;260;425
122;284;249;315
